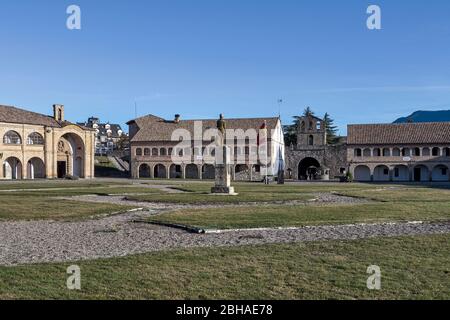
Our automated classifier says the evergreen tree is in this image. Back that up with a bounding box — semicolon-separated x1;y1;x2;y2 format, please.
303;107;315;117
323;113;339;144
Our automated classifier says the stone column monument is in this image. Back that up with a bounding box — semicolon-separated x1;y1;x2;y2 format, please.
211;114;237;195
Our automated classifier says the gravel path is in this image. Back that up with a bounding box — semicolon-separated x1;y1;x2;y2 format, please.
0;208;449;266
60;192;368;212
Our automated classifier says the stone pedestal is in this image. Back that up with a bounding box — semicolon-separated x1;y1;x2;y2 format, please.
211;146;237;195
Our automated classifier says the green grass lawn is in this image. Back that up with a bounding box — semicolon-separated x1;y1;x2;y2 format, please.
0;195;134;221
126;182;379;204
147;185;450;229
0;180;160;221
1;234;448;300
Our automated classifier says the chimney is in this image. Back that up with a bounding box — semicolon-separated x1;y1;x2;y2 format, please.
174;114;181;123
53;104;64;122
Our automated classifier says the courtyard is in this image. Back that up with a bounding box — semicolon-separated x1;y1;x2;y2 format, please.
0;179;449;299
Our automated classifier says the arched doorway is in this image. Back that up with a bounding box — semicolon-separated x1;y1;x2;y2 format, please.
138;164;151;178
373;165;390;181
432;165;449;182
3;157;22;180
202;164;215;180
185;164;199;179
354;165;371;182
154;164;167;179
393;165;409;182
413;165;429;182
170;164;183;179
27;157;45;179
57;133;85;178
235;164;249;180
298;158;321;180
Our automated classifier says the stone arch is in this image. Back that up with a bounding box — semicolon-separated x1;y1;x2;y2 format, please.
373;165;390;182
3;157;22;180
138;163;151;178
154;164;167;179
298;157;321;180
202;164;215;180
170;164;183;179
432;164;449;182
58;132;85;178
185;164;199;179
27;157;45;179
393;165;409;182
354;165;371;182
413;165;429;182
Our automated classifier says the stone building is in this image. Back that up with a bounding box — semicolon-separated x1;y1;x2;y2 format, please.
0;104;95;180
347;122;450;182
285;114;347;180
127;114;285;181
77;117;125;155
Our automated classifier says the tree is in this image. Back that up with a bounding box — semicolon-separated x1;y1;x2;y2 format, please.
303;107;315;117
323;113;339;144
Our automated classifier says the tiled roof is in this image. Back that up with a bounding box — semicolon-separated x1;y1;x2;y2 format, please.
0;104;61;127
0;104;94;131
128;114;280;142
347;122;450;145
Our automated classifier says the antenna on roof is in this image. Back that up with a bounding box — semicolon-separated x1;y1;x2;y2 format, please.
277;98;283;118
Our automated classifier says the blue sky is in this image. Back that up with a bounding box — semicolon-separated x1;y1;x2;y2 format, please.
1;0;450;135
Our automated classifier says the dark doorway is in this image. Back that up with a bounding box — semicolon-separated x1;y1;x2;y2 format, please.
57;161;67;178
298;157;321;180
414;168;421;182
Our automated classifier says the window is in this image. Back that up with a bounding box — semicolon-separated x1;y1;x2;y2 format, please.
340;168;346;174
168;148;173;156
144;148;150;156
414;148;421;156
363;148;371;157
3;131;21;144
423;148;430;156
402;148;410;157
27;132;44;145
354;149;362;157
442;168;448;176
136;148;142;156
152;148;159;156
432;147;440;156
308;135;314;146
384;168;389;175
254;165;261;173
373;148;381;157
444;148;450;157
160;148;167;156
392;148;401;157
316;122;321;130
383;148;391;157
